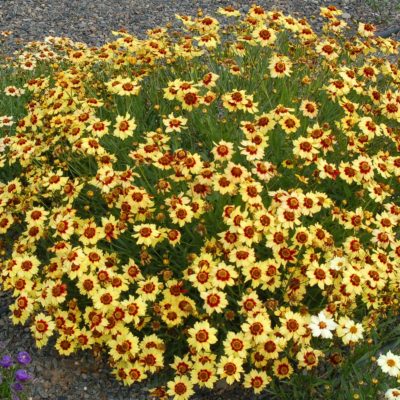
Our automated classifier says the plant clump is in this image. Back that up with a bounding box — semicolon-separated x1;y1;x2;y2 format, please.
0;4;400;399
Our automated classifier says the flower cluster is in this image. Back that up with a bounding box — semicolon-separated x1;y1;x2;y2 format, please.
0;350;33;400
0;4;399;399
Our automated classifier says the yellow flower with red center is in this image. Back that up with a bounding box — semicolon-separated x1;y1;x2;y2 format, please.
279;311;307;340
133;223;163;247
217;356;244;385
299;100;318;118
163;113;188;133
253;26;277;47
78;219;104;246
273;357;293;379
190;362;218;389
167;375;194;400
296;347;323;370
108;331;140;362
316;40;339;60
114;78;141;96
114;113;137;139
279;114;301;134
86;117;111;138
137;277;161;302
244;369;271;394
200;289;228;314
217;5;241;17
358;22;376;37
170;204;194;227
223;331;250;359
211;140;234;161
31;313;56;348
269;54;293;78
187;320;218;352
241;313;272;344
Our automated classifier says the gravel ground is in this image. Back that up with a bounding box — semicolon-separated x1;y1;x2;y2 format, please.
0;0;399;53
0;1;400;399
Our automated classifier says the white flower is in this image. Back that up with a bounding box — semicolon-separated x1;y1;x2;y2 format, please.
336;317;364;345
309;311;338;339
0;115;14;127
377;351;400;377
328;256;346;271
385;388;400;399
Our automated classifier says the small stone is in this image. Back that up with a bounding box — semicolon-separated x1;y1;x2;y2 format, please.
342;13;351;19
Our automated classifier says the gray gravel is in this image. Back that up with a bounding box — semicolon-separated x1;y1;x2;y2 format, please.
0;0;399;54
0;0;399;399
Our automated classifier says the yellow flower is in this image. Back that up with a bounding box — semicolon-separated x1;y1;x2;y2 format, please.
241;313;272;344
133;223;164;247
31;313;56;348
244;369;271;393
223;331;250;359
108;331;140;362
273;357;293;379
167;375;194;400
279;114;301;134
114;113;137;139
187;320;218;352
200;289;228;314
217;356;243;385
217;5;241;17
296;347;323;370
299;100;318;118
269;54;293;78
253;26;277;47
190;362;218;388
55;335;76;356
163;113;188;133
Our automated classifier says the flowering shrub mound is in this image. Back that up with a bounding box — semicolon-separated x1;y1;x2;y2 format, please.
1;4;400;399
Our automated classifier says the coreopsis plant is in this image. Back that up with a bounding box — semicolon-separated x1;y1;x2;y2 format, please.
0;4;400;399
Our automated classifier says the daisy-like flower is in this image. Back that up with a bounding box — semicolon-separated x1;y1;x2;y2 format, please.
273;358;293;380
217;5;241;17
187;320;218;352
163;113;188;133
115;78;141;96
0;115;14;127
244;369;271;394
133;223;163;247
4;86;25;96
223;331;250;359
336;317;364;345
114;113;137;139
167;375;195;400
385;388;400;400
316;41;339;60
279;114;301;134
309;311;337;339
217;356;244;385
268;54;293;78
86;118;111;138
358;22;376;37
190;362;218;389
253;26;276;47
241;313;271;344
299;100;318;118
201;289;228;314
31;313;56;348
377;351;400;377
